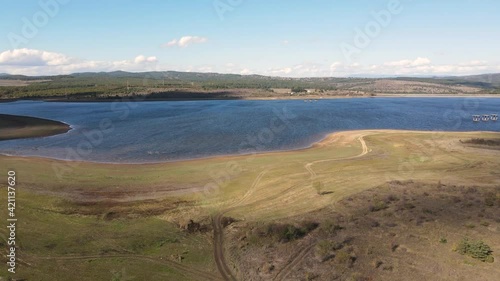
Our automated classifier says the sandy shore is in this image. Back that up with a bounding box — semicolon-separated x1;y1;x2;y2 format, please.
1;129;498;167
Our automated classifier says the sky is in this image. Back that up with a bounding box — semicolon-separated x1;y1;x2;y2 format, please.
0;0;499;77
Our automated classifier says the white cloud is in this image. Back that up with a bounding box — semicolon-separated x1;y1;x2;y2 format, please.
270;67;293;75
134;55;158;64
265;58;500;78
240;68;252;75
0;49;160;75
1;49;499;78
163;36;208;48
0;48;73;66
384;57;431;67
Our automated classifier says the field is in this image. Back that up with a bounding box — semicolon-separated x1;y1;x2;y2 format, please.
0;130;499;280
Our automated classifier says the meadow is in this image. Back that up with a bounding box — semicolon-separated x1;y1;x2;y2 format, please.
0;129;499;280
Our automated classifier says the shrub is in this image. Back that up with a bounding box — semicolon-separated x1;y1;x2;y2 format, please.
484;192;498;207
369;200;388;212
313;181;323;195
335;249;352;265
480;221;490;227
321;219;343;234
464;223;476;229
455;238;494;262
403;202;416;209
315;240;335;262
386;194;399;202
265;221;318;242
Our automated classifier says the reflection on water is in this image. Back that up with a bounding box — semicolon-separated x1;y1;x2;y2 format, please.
0;98;498;163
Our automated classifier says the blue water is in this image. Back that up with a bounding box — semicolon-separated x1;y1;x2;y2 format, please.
0;98;498;163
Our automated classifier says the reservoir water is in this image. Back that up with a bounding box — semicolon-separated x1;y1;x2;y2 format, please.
0;98;498;163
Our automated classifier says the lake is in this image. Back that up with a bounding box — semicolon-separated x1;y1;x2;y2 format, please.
0;98;498;163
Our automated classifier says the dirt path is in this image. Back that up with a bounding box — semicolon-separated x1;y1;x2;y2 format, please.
32;254;222;280
273;134;371;280
273;242;317;281
212;170;268;281
213;135;371;281
212;213;237;281
232;170;268;208
304;134;369;179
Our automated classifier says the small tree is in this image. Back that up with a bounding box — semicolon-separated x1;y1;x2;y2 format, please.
291;86;307;93
313;181;323;195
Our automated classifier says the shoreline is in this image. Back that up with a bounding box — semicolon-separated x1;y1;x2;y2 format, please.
0;93;499;104
1;129;499;166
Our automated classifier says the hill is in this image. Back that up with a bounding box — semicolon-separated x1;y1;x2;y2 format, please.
0;71;498;101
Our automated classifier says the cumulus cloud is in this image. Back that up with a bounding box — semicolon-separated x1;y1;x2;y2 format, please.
264;58;500;78
1;49;498;78
0;48;73;66
0;49;160;75
163;36;208;48
240;68;252;75
134;55;158;64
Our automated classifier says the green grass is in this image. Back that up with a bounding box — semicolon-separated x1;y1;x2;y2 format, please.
0;191;215;280
1;130;500;279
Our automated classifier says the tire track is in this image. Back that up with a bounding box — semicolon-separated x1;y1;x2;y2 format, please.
305;134;369;179
32;254;221;281
212;170;268;281
215;134;371;281
274;134;371;280
273;242;316;281
212;213;237;281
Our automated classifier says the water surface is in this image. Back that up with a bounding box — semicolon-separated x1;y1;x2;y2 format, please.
0;98;498;163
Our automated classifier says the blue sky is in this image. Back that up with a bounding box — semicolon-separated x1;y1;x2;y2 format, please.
0;0;499;77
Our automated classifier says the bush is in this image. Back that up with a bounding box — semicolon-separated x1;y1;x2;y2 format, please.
264;221;318;242
455;238;494;262
315;240;335;262
335;249;356;268
291;86;307;93
369;200;388;212
321;219;343;234
484;192;498;207
313;181;323;195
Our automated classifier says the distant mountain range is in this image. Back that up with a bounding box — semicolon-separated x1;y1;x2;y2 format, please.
63;71;500;90
453;73;500;87
1;70;499;84
0;71;499;101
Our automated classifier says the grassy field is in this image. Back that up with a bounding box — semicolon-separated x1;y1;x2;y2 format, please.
0;114;71;141
0;130;499;280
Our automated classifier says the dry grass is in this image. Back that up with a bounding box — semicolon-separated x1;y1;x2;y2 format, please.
1;130;499;279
